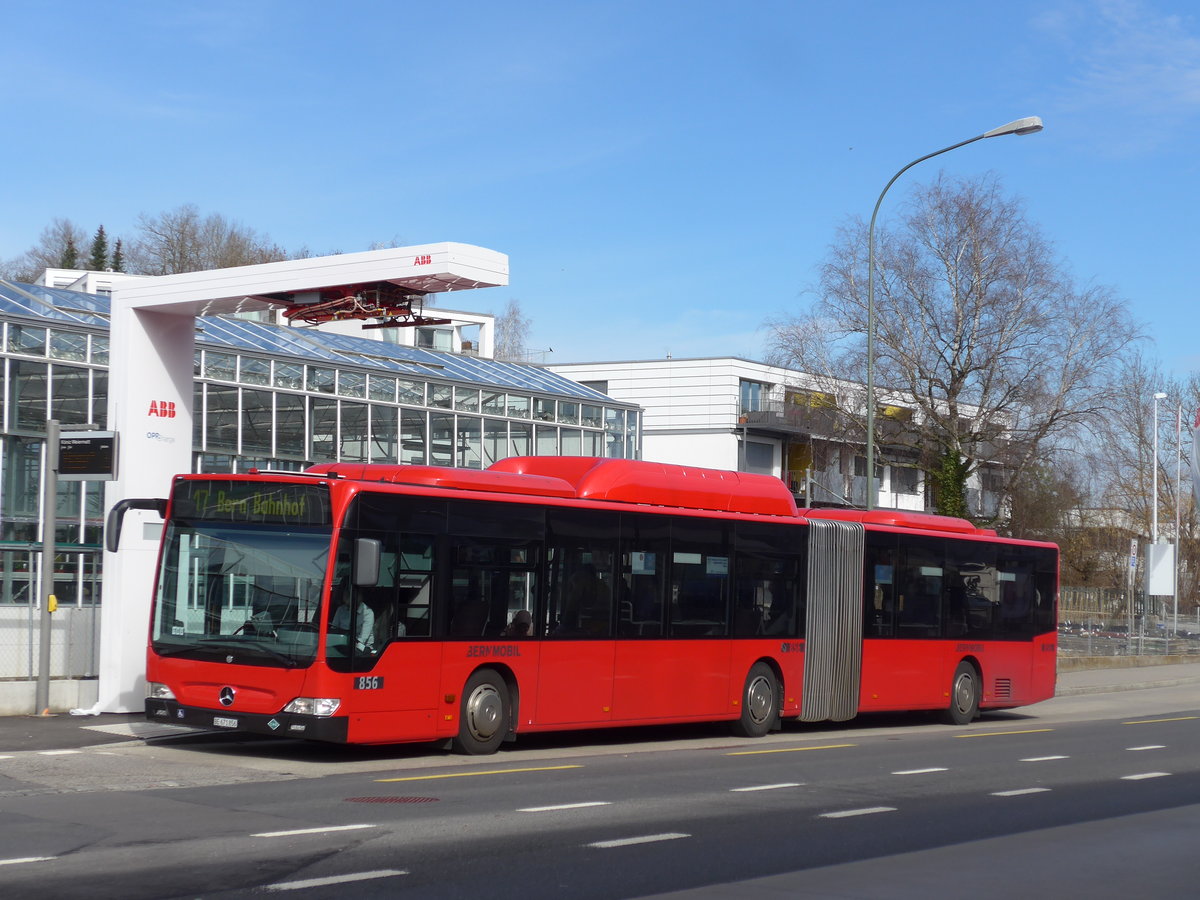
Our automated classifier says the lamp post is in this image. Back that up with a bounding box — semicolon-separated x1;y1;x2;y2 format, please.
865;116;1044;510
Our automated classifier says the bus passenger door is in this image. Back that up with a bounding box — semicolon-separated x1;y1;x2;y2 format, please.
535;515;618;726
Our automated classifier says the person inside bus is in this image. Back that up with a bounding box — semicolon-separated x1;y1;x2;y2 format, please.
562;563;611;635
330;584;375;652
502;608;532;637
762;588;793;635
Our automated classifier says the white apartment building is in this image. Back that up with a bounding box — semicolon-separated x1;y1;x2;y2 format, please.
550;356;940;512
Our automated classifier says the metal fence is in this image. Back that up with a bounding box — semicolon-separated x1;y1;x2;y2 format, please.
0;606;100;681
1059;584;1200;658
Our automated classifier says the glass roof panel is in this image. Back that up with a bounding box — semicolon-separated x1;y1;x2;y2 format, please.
0;281;626;406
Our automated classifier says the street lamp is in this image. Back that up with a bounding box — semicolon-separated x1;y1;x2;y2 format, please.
865;116;1044;510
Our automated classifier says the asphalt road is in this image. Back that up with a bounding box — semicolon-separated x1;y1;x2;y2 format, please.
1;677;1198;899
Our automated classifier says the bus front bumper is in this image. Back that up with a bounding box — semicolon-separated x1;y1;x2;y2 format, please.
146;698;349;742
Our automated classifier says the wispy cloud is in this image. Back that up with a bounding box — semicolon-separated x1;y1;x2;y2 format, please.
1034;0;1200;153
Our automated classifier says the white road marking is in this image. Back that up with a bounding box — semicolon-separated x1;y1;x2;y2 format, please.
991;788;1051;796
892;767;948;775
518;801;611;812
1127;745;1166;751
1122;772;1171;780
1020;755;1068;762
38;749;82;756
253;824;376;838
265;869;407;891
819;807;897;819
0;755;13;760
588;833;690;848
730;783;803;792
0;856;56;867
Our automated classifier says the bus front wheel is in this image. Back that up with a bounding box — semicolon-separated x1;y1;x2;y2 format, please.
732;663;778;738
452;669;509;755
943;661;980;725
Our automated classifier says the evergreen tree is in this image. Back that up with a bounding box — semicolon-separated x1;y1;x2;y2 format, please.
61;234;80;269
88;225;109;271
111;238;125;273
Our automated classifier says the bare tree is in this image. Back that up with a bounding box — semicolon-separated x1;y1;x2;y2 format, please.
766;173;1143;521
127;204;288;275
1076;352;1198;612
494;298;532;362
0;217;89;282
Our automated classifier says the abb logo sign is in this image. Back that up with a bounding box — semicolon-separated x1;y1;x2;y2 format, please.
413;254;432;266
148;401;177;418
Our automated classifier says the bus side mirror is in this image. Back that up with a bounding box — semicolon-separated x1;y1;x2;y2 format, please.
354;538;382;587
105;498;168;553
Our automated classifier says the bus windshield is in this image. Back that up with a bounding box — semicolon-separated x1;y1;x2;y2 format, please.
151;485;334;668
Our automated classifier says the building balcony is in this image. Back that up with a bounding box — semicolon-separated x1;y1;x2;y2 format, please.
739;401;841;437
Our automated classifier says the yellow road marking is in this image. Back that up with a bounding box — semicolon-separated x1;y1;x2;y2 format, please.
728;743;856;756
954;728;1054;739
376;765;582;783
1123;716;1199;725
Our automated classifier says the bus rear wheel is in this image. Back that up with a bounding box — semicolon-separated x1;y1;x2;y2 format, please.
942;661;980;725
452;669;509;755
732;663;778;738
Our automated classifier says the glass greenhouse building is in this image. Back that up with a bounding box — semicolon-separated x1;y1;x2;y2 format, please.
0;279;640;684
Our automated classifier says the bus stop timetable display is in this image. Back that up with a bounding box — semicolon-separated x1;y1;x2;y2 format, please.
59;432;118;481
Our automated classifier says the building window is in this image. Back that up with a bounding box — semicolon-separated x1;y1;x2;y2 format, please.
275;394;305;459
7;325;46;356
743;440;773;475
369;405;398;462
204;352;237;382
401;409;427;465
739;380;767;413
239;356;271;386
417;327;452;351
455;388;480;413
50;366;91;428
274;363;303;390
397;379;424;406
340;402;368;462
368;375;396;402
89;335;109;365
307;366;335;394
507;395;531;419
9;360;48;432
205;385;239;451
891;466;920;495
579;380;608;394
50;331;87;362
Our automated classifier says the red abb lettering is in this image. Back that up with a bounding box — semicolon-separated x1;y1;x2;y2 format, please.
148;401;177;418
413;254;431;266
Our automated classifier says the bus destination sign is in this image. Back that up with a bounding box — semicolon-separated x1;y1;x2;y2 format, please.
175;481;332;526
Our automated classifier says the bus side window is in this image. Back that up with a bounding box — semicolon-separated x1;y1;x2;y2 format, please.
897;538;943;637
863;533;897;637
546;509;619;638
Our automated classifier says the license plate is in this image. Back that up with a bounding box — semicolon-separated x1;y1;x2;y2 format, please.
213;716;238;728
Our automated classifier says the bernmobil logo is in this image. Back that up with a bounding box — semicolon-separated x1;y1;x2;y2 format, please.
148;401;177;418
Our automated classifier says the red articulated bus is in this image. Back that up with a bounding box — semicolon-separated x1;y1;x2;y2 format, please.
125;457;1057;753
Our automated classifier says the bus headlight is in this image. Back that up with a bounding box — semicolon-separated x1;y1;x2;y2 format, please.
147;682;176;700
283;697;341;717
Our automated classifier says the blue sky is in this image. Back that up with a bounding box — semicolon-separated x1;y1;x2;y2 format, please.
3;0;1199;375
